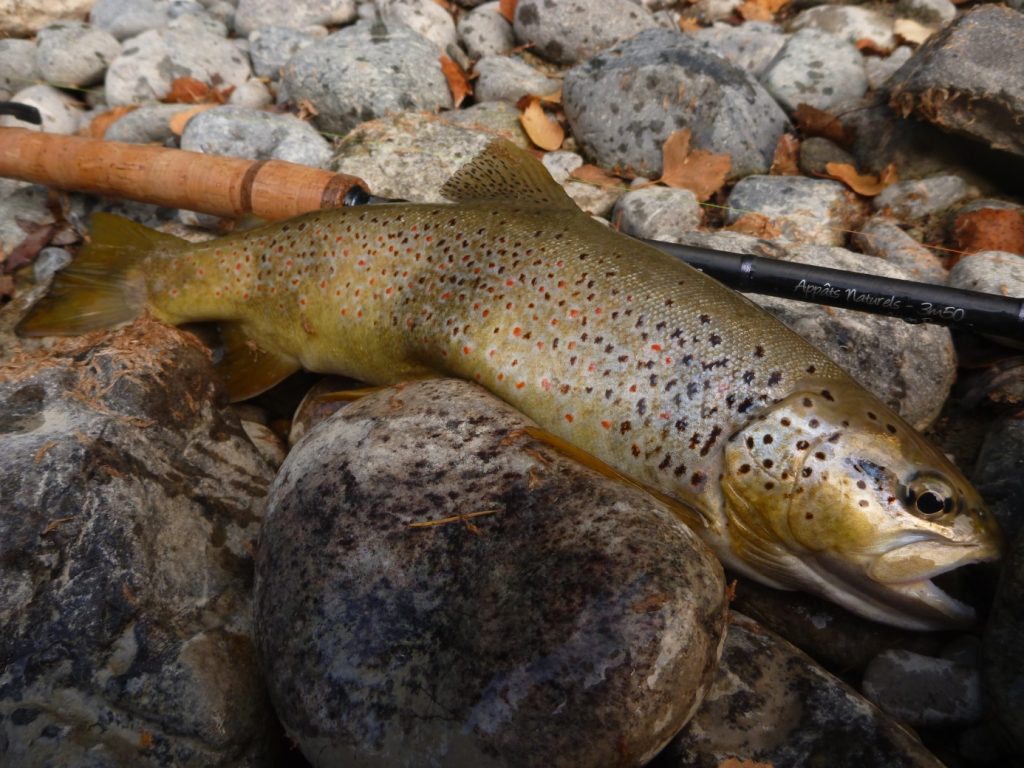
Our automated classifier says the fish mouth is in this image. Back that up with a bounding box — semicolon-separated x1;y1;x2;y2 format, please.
805;538;998;631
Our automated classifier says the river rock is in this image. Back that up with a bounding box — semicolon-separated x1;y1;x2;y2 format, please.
948;250;1024;298
0;318;280;766
35;20;121;88
797;136;857;177
563;28;790;179
851;217;948;285
985;526;1024;756
725;174;862;246
513;0;660;65
0;179;56;261
89;0;168;39
689;21;787;77
863;650;983;727
0;83;80;134
0;40;40;102
655;612;945;768
247;26;325;80
458;1;514;59
611;186;702;241
973;416;1024;540
864;45;913;91
233;0;357;35
0;0;92;37
181;106;333;168
888;6;1024;158
539;150;625;217
377;0;459;52
761;28;869;113
671;231;956;429
788;5;897;50
255;378;727;768
475;55;559;103
281;22;452;135
330;109;525;202
872;175;976;221
104;23;252;106
101;103;199;143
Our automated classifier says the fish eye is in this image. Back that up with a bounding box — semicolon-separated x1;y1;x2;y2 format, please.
901;476;957;519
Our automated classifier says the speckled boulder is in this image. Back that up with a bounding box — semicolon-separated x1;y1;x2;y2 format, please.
0;318;279;767
654;613;945;768
563;28;790;179
181;106;333;168
255;378;727;768
513;0;660;64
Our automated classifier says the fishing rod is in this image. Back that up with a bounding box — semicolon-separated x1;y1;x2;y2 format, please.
3;102;1021;340
344;187;1024;341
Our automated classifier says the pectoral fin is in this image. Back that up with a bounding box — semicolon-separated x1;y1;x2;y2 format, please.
215;323;299;402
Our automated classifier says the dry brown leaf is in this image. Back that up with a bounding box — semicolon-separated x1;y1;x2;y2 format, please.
539;89;561;105
894;18;934;45
793;103;855;146
519;97;564;151
3;222;55;274
499;0;517;23
659;128;731;201
855;37;892;56
169;104;216;136
570;164;627;189
727;213;783;239
769;133;800;176
163;76;211;104
296;98;319;121
440;54;472;108
89;105;138;139
679;17;702;32
824;161;897;196
738;0;788;22
953;208;1024;257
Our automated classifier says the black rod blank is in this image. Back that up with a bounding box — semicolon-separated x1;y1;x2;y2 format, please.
0;102;42;124
644;239;1024;340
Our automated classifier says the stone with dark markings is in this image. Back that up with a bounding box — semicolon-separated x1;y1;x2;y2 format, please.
255;378;727;768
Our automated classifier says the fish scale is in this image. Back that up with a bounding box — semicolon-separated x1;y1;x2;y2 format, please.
17;140;1001;630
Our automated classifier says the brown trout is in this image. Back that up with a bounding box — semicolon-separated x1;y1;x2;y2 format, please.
17;141;1001;629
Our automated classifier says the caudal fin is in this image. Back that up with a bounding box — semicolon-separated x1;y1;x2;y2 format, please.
15;213;186;337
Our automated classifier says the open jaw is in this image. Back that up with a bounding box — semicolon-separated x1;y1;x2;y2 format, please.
800;541;998;631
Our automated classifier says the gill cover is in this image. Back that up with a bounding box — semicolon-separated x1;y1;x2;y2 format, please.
721;381;1001;630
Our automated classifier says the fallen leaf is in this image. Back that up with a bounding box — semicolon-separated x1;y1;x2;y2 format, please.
894;18;934;45
569;164;627;189
793;103;855;146
440;54;472;108
679;17;702;32
431;0;455;11
163;76;212;104
727;212;783;239
717;759;774;768
738;0;788;22
539;89;561;105
823;161;897;196
659;128;731;201
168;104;217;136
855;37;892;56
0;274;14;300
296;98;319;121
89;105;138;139
519;97;564;151
769;133;800;176
139;730;153;748
499;0;517;23
41;515;75;535
953;208;1024;257
3;222;55;273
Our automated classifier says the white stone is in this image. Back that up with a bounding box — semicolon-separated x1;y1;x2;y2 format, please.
0;84;80;134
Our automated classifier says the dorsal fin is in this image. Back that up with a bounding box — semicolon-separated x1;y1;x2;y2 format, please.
441;140;577;208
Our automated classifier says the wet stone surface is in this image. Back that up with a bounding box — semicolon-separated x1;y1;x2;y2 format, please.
255;378;727;768
0;318;279;767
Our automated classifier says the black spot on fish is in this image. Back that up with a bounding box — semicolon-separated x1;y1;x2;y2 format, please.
620;421;632;434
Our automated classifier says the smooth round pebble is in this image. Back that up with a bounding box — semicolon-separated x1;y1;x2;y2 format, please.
474;56;559;103
32;246;72;284
233;0;357;35
248;26;324;80
796;136;856;177
0;40;41;101
513;0;660;64
948;251;1024;297
788;5;897;50
761;28;868;112
181;106;333;167
688;21;786;77
458;1;514;58
377;0;459;52
255;379;727;768
228;78;274;109
0;84;80;134
35;20;121;87
101;103;200;143
612;186;703;241
872;175;976;220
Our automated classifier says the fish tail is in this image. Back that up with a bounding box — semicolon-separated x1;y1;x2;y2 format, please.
15;213;186;337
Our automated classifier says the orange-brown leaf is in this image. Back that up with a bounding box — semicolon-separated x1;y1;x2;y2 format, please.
440;54;472;108
793;104;855;147
659;128;731;201
824;161;897;196
738;0;788;22
89;105;138;139
770;133;800;176
727;213;783;239
520;97;564;151
717;759;774;768
499;0;517;23
894;18;934;45
169;104;217;136
569;163;627;189
163;76;212;104
855;37;891;55
678;17;702;32
953;208;1024;257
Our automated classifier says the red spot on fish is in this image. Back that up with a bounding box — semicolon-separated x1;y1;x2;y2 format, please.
601;420;612;429
488;349;496;358
541;378;551;391
659;412;670;420
565;414;574;423
587;362;596;372
513;327;522;337
629;384;637;393
665;357;672;364
506;279;515;287
651;344;662;352
569;309;580;319
482;309;490;318
463;345;471;355
567;341;576;351
516;381;525;389
594;308;602;315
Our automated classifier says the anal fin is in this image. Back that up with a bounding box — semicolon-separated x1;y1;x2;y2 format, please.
216;323;299;402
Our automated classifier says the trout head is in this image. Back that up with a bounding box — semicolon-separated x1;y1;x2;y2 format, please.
719;381;1002;630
